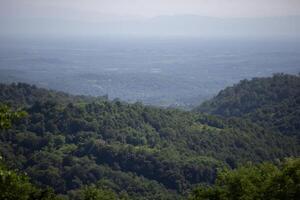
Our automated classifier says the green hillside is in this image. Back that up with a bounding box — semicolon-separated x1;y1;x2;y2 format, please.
189;157;300;200
196;73;300;136
0;78;299;199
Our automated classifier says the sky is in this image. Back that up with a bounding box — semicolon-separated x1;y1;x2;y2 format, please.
1;0;300;20
1;0;300;38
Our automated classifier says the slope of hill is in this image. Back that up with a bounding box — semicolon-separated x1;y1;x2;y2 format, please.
196;73;300;136
0;82;107;107
189;157;300;200
0;81;299;199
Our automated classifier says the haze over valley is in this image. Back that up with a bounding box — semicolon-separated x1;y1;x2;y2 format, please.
1;1;300;108
1;37;299;108
0;1;300;200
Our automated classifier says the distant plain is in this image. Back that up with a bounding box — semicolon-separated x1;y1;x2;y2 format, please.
0;37;299;108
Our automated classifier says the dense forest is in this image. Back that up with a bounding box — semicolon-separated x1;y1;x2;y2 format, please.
189;158;300;200
197;73;300;136
0;73;299;199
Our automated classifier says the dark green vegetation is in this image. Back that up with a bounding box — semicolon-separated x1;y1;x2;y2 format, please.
0;157;61;200
0;73;299;199
197;73;300;136
0;103;26;130
189;158;300;200
0;156;118;200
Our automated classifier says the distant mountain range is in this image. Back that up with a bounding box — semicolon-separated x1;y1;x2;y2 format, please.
1;15;300;38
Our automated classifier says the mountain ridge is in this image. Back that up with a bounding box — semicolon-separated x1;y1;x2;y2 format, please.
196;73;300;136
0;74;299;199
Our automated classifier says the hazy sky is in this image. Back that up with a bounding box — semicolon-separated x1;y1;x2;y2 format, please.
1;0;300;38
1;0;300;20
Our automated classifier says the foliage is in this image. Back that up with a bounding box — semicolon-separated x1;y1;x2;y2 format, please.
189;157;300;200
0;103;27;130
196;73;300;136
0;156;61;200
0;79;299;199
78;185;118;200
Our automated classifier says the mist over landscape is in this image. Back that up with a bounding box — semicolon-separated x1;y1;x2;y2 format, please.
0;1;300;200
1;0;300;108
0;37;300;108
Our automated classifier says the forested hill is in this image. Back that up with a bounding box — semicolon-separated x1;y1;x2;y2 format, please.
0;83;107;107
0;81;299;199
196;73;300;136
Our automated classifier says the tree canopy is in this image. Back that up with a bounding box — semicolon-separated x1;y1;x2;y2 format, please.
189;158;300;200
0;74;299;199
196;73;300;136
